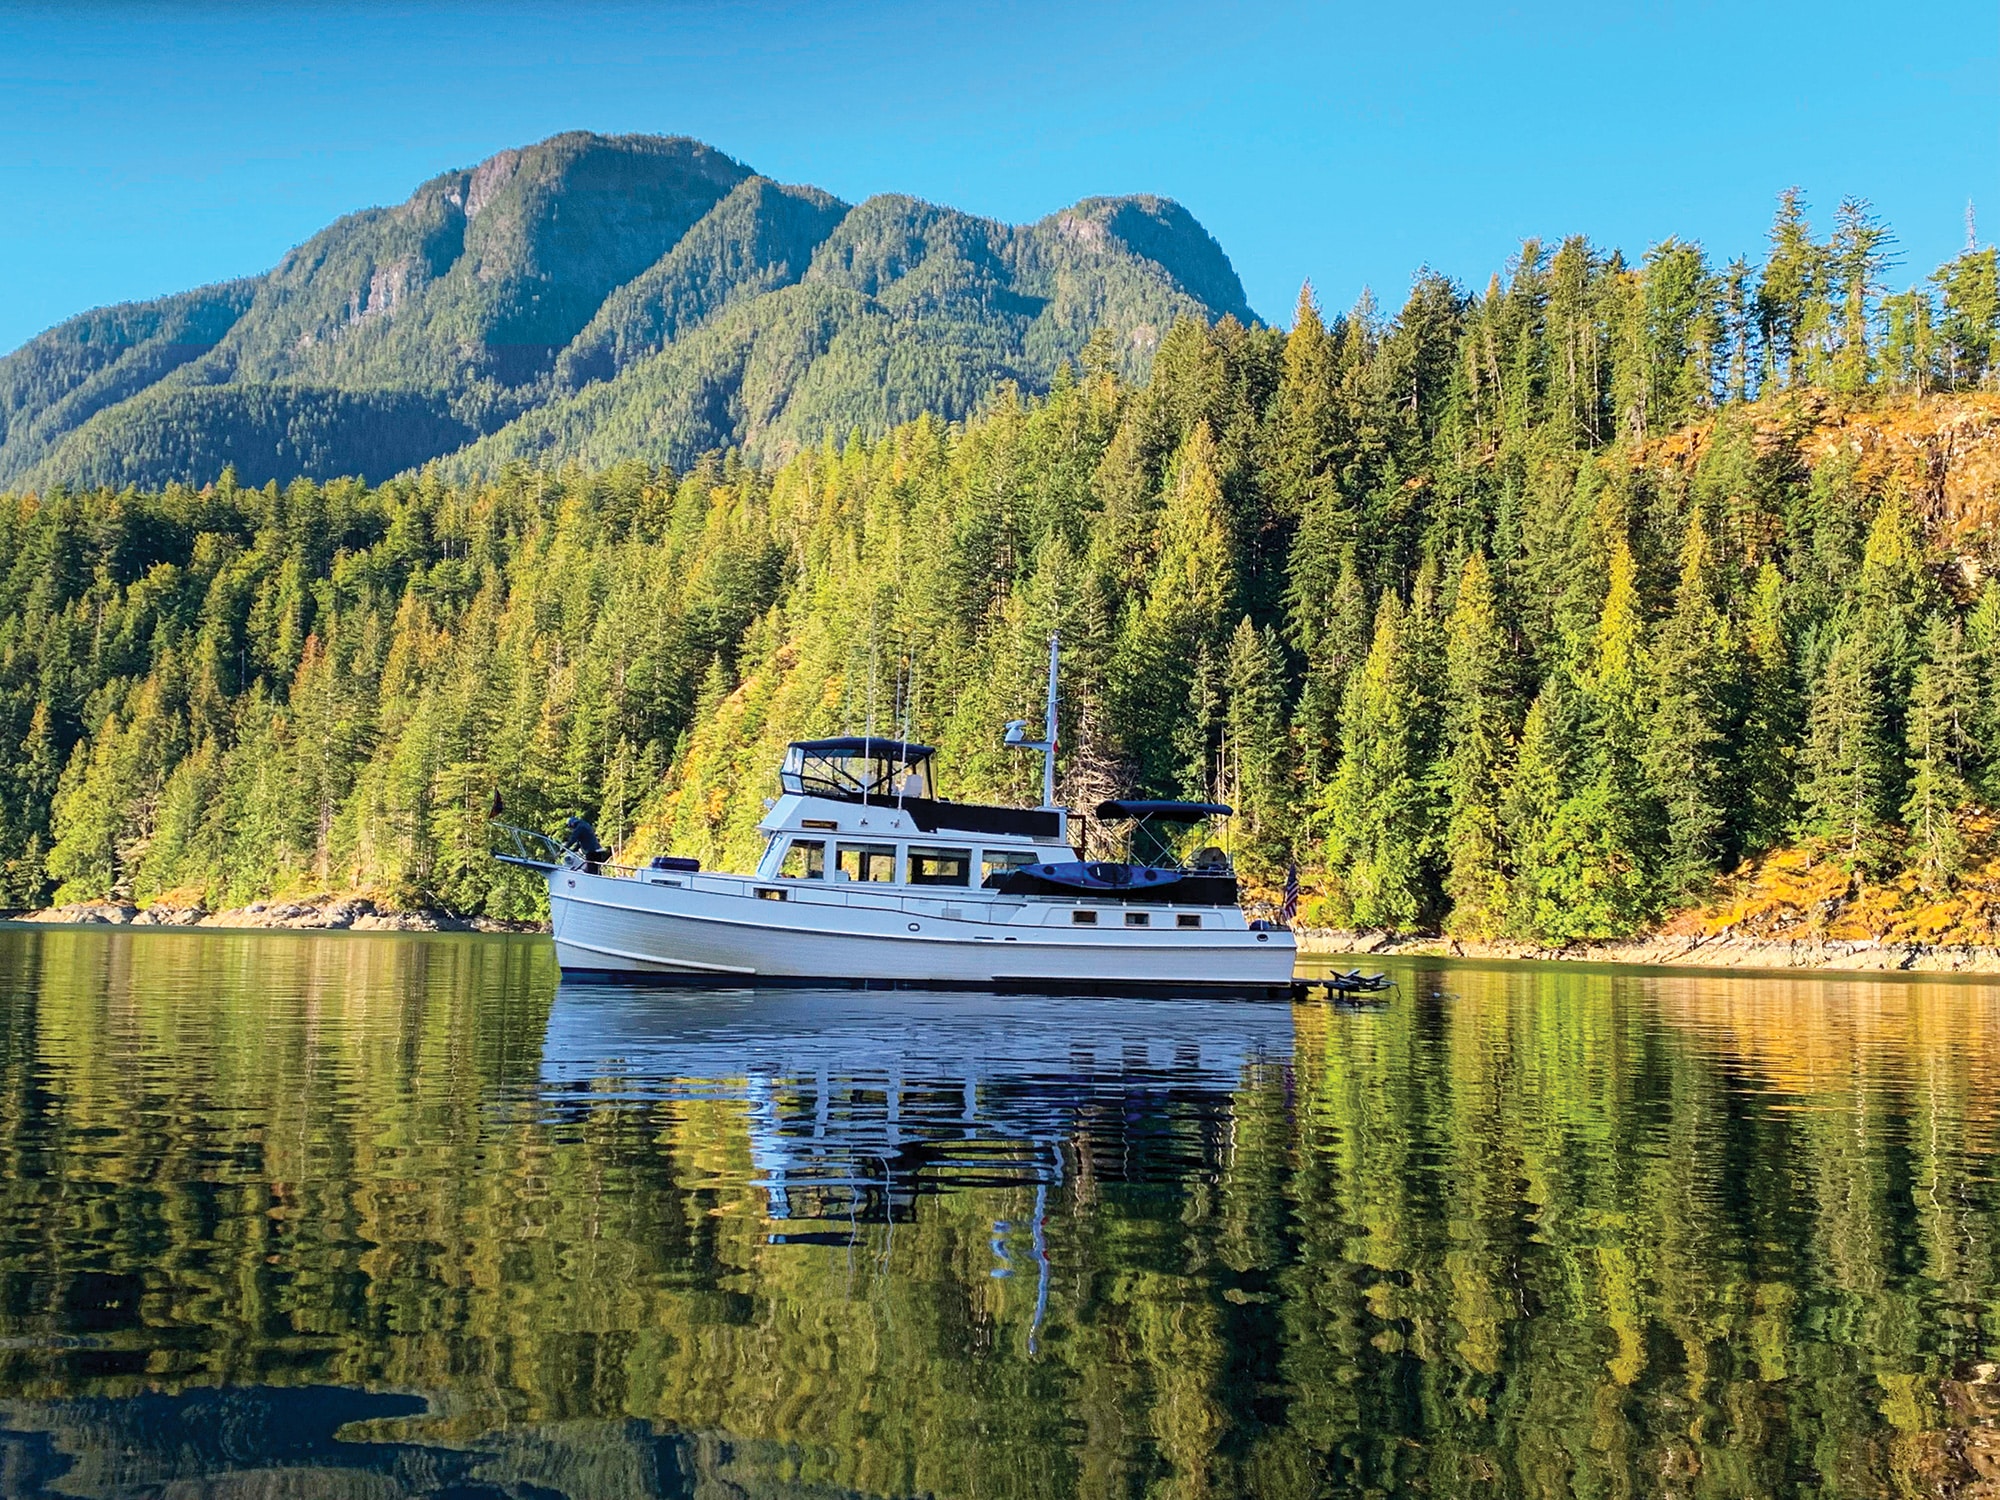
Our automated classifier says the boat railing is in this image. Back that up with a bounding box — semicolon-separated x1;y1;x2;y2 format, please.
584;860;760;895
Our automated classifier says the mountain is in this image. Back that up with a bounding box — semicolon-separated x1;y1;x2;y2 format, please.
0;132;1257;491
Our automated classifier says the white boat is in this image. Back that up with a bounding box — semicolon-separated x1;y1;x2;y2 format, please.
495;636;1299;995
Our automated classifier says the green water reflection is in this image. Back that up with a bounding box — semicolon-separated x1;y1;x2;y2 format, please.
0;928;1996;1498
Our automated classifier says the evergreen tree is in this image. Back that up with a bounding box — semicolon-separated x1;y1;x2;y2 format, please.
1538;541;1658;934
1503;674;1581;938
1321;592;1439;930
1966;579;2000;806
1757;188;1826;388
1440;552;1517;935
1880;288;1937;392
1289;545;1369;791
1931;244;2000;388
1902;612;1975;891
1737;562;1799;849
1827;197;1894;394
1799;634;1893;869
1646;512;1739;895
1264;284;1341;522
1222;616;1290;871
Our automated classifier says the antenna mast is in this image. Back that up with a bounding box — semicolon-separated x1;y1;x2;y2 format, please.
1003;632;1063;837
1041;632;1059;810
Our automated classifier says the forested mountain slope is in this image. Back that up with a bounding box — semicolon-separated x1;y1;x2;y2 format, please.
2;196;1997;938
0;132;1252;492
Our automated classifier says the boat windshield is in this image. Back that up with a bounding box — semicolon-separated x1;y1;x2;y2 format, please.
780;738;936;800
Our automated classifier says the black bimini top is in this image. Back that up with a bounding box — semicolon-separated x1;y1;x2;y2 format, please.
790;737;935;760
1094;800;1233;822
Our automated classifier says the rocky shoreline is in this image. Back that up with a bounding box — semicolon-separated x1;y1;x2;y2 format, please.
1299;928;2000;976
3;894;541;935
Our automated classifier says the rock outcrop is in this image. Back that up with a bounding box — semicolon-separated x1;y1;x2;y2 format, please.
9;894;540;934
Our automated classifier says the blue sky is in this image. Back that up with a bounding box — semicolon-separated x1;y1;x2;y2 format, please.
2;0;1993;351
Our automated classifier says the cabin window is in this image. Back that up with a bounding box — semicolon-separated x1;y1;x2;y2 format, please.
1177;913;1201;929
836;842;898;883
1125;911;1150;927
780;839;826;879
908;846;972;886
756;887;788;902
981;850;1038;888
1071;909;1098;925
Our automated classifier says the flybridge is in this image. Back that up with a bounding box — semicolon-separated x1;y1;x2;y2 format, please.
777;738;1062;840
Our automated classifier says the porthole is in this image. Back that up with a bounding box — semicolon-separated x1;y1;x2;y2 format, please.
908;921;921;932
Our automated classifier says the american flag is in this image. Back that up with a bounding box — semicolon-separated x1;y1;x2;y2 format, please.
1279;862;1300;927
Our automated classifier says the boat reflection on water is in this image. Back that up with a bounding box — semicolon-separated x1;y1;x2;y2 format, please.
538;982;1295;1240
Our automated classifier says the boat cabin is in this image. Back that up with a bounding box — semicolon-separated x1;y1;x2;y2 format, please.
753;741;1242;908
758;737;1073;889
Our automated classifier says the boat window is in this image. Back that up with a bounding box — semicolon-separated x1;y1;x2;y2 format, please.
1071;909;1098;925
836;842;898;883
779;839;826;879
781;744;935;800
981;850;1038;888
907;846;972;886
1125;911;1150;927
1177;913;1201;928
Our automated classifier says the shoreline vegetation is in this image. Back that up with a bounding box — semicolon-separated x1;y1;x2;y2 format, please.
1;192;1998;947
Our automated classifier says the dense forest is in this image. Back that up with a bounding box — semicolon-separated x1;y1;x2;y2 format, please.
2;192;1998;936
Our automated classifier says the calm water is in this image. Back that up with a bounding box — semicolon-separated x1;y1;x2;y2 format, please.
0;928;1997;1498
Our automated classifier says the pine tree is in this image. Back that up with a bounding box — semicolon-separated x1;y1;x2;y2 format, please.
1223;617;1291;872
1757;188;1825;388
1321;591;1439;930
1856;491;1932;774
1290;547;1369;791
1719;256;1756;403
1902;613;1976;891
1967;579;2000;805
1440;552;1517;935
1116;421;1236;794
1538;541;1658;934
1828;197;1894;394
1265;284;1342;522
1799;634;1893;869
1544;235;1608;447
1646;512;1739;895
1737;563;1798;850
1503;675;1580;937
1931;245;1999;389
1881;288;1937;393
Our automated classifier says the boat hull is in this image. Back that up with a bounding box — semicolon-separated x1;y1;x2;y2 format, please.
545;868;1298;995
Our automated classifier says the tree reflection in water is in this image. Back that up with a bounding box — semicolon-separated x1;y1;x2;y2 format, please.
0;928;1996;1498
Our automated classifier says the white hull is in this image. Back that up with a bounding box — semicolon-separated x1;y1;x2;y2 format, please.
546;867;1297;993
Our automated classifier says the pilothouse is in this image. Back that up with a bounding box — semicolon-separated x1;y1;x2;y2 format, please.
495;634;1298;993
